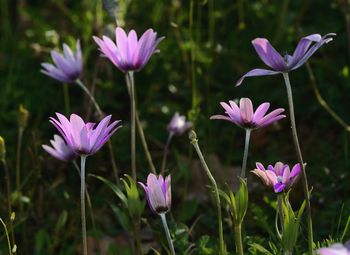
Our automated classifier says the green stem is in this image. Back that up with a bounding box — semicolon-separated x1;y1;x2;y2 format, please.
277;194;284;231
282;73;313;254
1;159;15;248
125;73;156;175
16;128;23;195
234;224;244;255
0;216;12;255
160;133;173;175
76;79;103;116
240;129;251;178
160;213;176;255
133;219;142;255
190;131;225;255
73;161;96;234
63;83;70;114
80;156;88;255
189;0;198;125
75;79;121;185
126;71;137;180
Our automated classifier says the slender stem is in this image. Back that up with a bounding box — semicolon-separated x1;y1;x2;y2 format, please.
190;131;225;255
234;224;244;255
16;128;23;195
240;129;251;178
1;159;15;247
76;79;102;116
277;194;284;231
0;216;12;255
73;161;96;233
125;72;156;175
133;219;142;255
160;133;173;175
282;73;313;254
126;72;137;180
75;79;120;185
160;213;176;255
63;83;70;114
80;156;88;255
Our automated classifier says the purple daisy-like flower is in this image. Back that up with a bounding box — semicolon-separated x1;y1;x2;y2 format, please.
93;27;164;73
210;98;285;129
236;33;336;86
318;243;350;255
251;162;301;193
41;40;83;83
49;113;121;156
42;134;77;162
167;113;192;136
139;173;171;215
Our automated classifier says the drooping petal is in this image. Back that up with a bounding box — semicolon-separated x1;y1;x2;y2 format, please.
236;68;280;86
274;183;286;193
252;38;286;71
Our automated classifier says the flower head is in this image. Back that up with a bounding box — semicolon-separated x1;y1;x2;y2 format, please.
42;134;77;162
41;40;82;83
210;98;285;129
318;244;350;255
167;113;192;136
93;27;164;73
139;173;171;214
49;113;121;156
236;33;335;86
251;162;301;193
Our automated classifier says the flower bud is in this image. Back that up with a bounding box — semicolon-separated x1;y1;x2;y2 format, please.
18;104;29;129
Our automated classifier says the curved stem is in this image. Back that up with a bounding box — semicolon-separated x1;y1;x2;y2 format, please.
282;73;313;254
75;79;120;185
160;133;173;175
80;156;88;255
16;127;23;195
160;213;176;255
0;216;13;255
240;129;251;178
234;224;244;255
76;79;103;116
1;159;15;247
190;131;225;255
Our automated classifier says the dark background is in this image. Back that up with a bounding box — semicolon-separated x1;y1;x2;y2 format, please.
0;0;349;254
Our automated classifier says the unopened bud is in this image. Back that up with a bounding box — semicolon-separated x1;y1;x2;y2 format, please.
10;212;15;221
18;104;29;129
0;136;5;160
188;130;197;143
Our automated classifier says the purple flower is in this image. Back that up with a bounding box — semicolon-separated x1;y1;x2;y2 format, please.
139;173;171;214
318;244;350;255
251;162;301;193
49;113;121;156
210;98;285;129
236;33;335;86
93;27;164;73
41;40;83;83
167;113;192;136
42;134;77;162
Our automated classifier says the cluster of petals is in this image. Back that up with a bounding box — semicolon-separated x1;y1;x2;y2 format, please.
236;33;336;86
210;98;285;129
251;162;301;193
41;40;82;83
139;173;171;214
167;113;192;136
318;244;350;255
42;135;77;162
93;27;164;72
49;113;121;156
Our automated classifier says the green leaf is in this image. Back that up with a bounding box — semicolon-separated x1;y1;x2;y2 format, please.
91;174;128;208
110;203;131;231
55;210;68;233
236;178;248;223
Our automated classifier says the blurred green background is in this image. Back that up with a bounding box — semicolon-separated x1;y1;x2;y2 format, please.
0;0;350;254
